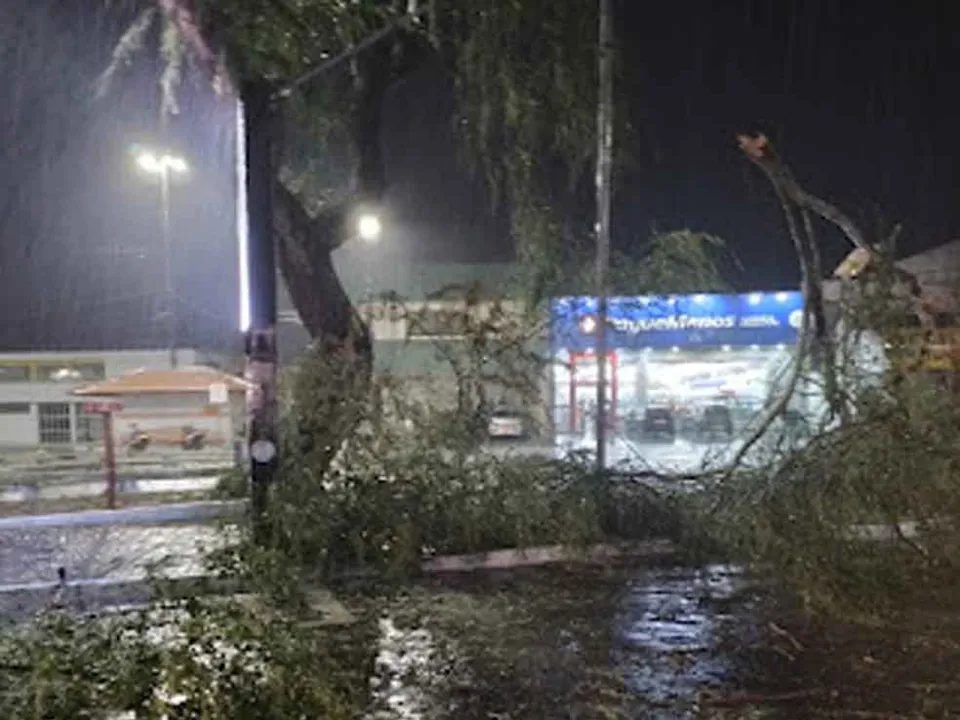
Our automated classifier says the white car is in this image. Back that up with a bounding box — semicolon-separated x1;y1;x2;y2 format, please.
487;410;526;439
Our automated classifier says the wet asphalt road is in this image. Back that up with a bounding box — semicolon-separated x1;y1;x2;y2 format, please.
0;522;223;589
0;520;229;621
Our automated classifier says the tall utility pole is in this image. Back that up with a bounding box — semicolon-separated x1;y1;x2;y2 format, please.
239;81;279;543
159;164;176;368
135;148;188;368
594;0;615;473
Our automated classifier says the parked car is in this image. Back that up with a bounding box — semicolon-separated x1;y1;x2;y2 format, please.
697;404;733;442
641;407;676;442
487;408;527;440
623;409;644;441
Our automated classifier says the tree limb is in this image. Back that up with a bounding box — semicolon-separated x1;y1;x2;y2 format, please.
737;134;933;329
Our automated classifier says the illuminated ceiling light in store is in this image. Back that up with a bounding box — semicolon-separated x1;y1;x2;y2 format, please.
671;346;680;353
776;343;786;350
775;292;789;302
750;344;760;351
693;294;707;304
721;345;731;352
748;293;762;305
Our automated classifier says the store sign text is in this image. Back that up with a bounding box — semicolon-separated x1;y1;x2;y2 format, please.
608;313;782;334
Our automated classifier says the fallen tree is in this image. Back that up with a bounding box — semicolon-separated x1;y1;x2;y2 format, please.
685;136;960;623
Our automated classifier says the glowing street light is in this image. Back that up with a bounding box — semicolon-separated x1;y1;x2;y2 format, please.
136;151;188;175
357;213;382;243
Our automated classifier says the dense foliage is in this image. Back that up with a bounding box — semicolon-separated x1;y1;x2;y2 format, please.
0;597;373;718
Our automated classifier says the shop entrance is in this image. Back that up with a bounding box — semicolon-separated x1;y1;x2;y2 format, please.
568;352;618;434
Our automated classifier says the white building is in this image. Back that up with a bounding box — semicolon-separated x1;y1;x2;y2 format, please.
0;349;230;449
73;366;249;454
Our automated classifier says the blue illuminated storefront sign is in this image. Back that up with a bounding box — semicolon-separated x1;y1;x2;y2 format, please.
551;292;804;351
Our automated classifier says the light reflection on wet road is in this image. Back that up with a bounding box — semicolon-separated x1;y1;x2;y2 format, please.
614;564;742;716
0;517;746;718
370;563;746;719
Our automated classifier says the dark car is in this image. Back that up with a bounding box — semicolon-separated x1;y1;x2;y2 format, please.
641;407;676;442
623;409;644;440
697;404;733;442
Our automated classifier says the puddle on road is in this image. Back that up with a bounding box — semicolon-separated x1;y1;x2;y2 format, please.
615;564;743;716
366;563;748;719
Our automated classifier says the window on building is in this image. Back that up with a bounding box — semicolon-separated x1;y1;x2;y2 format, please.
407;307;468;338
74;404;105;443
37;362;106;383
0;365;29;382
0;403;30;414
38;403;72;444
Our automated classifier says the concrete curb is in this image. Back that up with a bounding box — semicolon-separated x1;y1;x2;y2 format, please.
421;540;675;573
0;499;245;529
0;476;221;504
0;540;678;621
0;464;232;488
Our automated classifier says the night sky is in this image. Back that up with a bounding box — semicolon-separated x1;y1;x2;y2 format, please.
0;0;956;351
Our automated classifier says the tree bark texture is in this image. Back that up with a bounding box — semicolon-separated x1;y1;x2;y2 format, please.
269;31;417;472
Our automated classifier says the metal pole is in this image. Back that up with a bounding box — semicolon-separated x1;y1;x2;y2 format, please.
594;0;614;474
241;81;279;544
103;411;117;509
160;165;177;368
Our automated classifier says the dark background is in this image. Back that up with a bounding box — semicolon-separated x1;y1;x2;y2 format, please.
0;0;956;350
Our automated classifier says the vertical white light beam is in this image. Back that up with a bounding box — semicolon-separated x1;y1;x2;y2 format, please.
236;98;251;332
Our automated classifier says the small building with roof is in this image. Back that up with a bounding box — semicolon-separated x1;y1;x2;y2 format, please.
72;366;248;455
0;348;235;451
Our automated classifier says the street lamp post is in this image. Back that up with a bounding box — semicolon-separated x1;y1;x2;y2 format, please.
236;5;415;538
594;0;614;474
356;212;382;314
136;150;188;369
238;82;279;544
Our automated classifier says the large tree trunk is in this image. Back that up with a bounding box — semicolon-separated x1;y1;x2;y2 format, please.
269;31;413;473
273;185;373;468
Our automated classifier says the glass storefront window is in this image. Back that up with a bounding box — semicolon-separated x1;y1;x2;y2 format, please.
550;292;806;471
0;365;29;382
75;404;105;443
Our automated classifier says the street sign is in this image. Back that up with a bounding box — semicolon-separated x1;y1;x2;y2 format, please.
250;439;277;464
209;382;229;405
83;401;124;414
